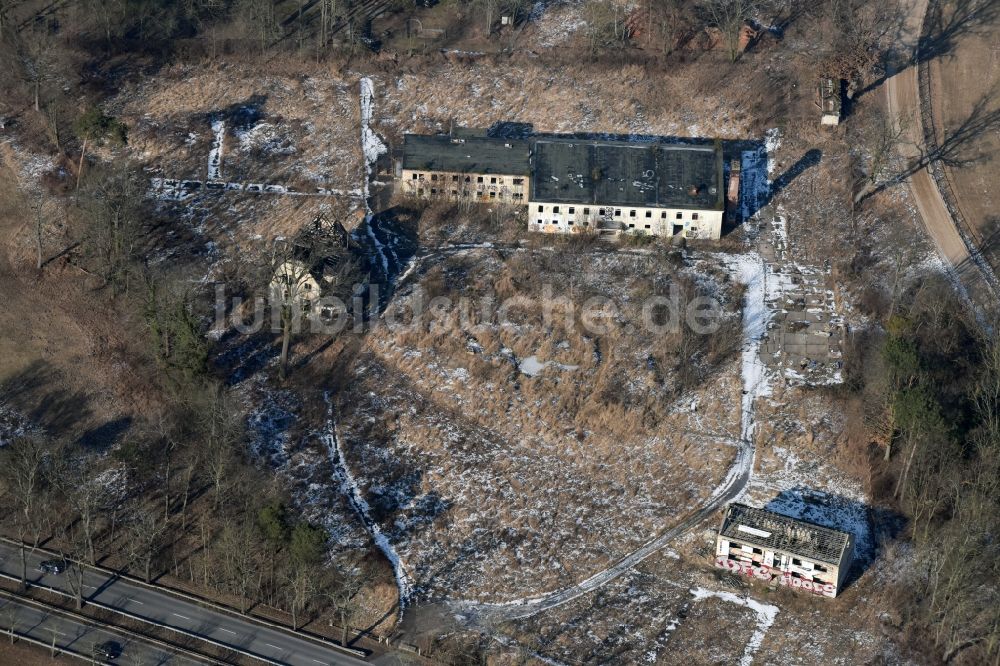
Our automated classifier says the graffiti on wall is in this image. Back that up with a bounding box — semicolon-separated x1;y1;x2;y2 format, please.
715;556;836;597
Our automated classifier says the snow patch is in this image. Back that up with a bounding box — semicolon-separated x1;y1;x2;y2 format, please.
0;403;33;446
208;118;225;180
533;2;587;47
689;587;778;666
763;127;781;176
518;355;579;376
320;392;414;608
724;253;773;446
235;122;296;155
360;77;388;217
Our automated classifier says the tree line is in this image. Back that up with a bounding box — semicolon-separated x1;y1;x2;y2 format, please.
0;382;379;642
849;278;1000;664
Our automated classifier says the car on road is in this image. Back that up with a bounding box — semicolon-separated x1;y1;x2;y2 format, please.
38;559;68;575
94;640;122;661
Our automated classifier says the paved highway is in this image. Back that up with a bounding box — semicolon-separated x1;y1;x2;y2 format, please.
0;542;367;666
0;592;205;664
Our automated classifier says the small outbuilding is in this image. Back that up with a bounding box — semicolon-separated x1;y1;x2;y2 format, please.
819;78;842;126
715;503;855;598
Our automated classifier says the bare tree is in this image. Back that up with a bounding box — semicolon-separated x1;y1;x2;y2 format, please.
78;164;143;293
0;435;53;590
851;107;909;205
29;191;48;270
583;0;631;54
286;563;319;631
196;388;244;510
19;26;56;113
238;0;281;54
822;0;900;91
218;520;262;614
700;0;760;62
2;602;18;644
474;0;501;36
318;0;344;52
269;244;315;382
268;218;357;380
327;558;375;647
60;530;90;610
649;0;691;54
126;505;168;583
51;452;108;566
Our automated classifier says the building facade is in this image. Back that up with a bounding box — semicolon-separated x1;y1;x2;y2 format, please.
398;131;530;205
715;503;855;598
528;139;724;240
269;215;354;316
398;129;729;240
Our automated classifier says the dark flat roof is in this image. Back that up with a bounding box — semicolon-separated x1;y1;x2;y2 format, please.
718;503;853;566
530;139;723;210
401;133;530;175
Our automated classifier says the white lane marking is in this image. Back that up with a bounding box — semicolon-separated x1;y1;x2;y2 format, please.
219;628;236;635
171;613;191;621
130;599;144;605
265;643;280;650
313;660;327;664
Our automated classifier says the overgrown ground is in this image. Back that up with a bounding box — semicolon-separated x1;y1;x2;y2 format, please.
2;0;987;662
336;234;745;601
90;19;936;663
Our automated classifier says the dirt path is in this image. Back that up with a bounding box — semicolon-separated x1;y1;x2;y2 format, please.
884;0;994;305
387;249;770;632
448;433;756;625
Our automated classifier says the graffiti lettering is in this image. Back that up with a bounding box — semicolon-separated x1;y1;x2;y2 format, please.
715;556;836;597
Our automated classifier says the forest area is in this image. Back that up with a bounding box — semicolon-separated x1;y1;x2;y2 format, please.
0;0;400;647
847;280;1000;663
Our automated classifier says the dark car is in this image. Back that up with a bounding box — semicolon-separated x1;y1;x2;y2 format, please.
94;640;122;661
38;559;68;575
205;181;226;190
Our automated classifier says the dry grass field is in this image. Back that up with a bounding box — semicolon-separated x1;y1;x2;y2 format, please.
334;236;747;601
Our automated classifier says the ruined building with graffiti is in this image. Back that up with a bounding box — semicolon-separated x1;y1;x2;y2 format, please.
715;503;856;598
396;127;735;240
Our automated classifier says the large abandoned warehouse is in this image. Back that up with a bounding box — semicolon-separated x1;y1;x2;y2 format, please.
397;128;729;240
715;503;856;598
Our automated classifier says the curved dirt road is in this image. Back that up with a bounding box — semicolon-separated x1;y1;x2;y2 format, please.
432;253;770;628
449;437;755;625
885;0;995;304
